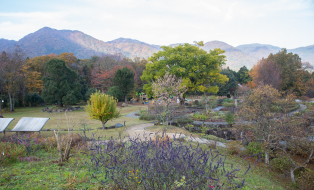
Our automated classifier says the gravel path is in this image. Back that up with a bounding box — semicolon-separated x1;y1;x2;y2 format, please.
212;106;224;112
125;123;226;148
288;104;307;116
125;111;140;118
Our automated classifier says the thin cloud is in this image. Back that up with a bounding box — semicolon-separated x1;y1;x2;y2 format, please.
0;0;313;48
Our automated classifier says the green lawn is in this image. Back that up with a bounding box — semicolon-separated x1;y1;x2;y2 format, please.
1;105;148;139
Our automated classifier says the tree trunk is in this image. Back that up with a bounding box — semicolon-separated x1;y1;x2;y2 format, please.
12;95;15;111
8;87;13;111
179;96;185;106
290;168;296;183
102;121;107;130
265;147;270;166
125;95;127;103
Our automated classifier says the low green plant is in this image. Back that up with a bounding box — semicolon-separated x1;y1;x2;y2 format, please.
225;112;235;125
0;142;26;164
245;141;264;157
185;124;194;129
270;156;293;173
175;116;193;124
223;98;233;103
222;102;234;107
139;110;155;120
192;113;209;120
174;176;186;188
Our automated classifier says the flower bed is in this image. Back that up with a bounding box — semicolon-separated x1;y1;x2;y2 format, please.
87;134;248;189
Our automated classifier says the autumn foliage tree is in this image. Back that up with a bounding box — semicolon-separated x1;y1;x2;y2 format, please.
238;85;281;165
249;49;303;94
249;59;281;89
0;47;26;111
152;72;187;128
275;115;314;183
85;91;120;130
91;65;123;92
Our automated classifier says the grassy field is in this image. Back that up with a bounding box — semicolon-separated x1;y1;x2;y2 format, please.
0;106;294;189
1;105;149;139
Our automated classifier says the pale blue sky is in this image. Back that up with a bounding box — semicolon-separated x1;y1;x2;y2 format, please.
0;0;313;48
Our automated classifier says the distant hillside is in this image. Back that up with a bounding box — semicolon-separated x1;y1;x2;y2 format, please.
289;45;314;64
236;43;281;60
202;41;257;71
0;39;16;52
107;38;160;58
236;43;314;65
0;27;313;70
15;27;125;58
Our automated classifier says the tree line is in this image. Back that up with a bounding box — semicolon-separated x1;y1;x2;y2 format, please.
0;46;147;111
1;44;313;111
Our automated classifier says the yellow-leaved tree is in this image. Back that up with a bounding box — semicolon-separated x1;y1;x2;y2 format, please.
85;91;120;130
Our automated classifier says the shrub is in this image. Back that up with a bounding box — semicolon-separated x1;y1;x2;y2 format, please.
270;157;293;173
299;96;311;102
298;169;314;190
192;113;208;120
225;112;235;125
185;124;194;130
226;141;242;155
1;133;46;155
222;102;234;107
0;142;26;164
175;116;193;124
245;141;264;157
218;99;224;104
87;133;248;189
139;110;155;120
223;98;233;103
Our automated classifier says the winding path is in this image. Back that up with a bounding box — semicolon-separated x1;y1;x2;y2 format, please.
123;103;307;148
125;123;226;148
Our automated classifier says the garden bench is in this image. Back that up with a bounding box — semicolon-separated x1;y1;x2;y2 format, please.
0;118;15;135
11;117;50;134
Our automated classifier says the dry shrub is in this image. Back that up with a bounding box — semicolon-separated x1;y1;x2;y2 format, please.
60;133;85;148
152;134;171;147
299;96;311;102
206;141;216;149
226;141;242;155
298;169;314;190
46;136;57;149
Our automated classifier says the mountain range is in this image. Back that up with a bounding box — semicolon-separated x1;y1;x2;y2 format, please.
0;27;313;71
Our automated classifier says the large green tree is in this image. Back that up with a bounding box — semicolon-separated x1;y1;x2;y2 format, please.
217;69;237;96
237;66;251;84
141;42;228;104
42;59;82;107
113;66;135;103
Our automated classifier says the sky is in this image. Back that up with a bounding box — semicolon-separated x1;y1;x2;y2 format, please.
0;0;314;49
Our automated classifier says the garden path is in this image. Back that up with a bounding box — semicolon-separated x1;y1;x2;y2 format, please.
125;123;226;148
288;104;306;116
